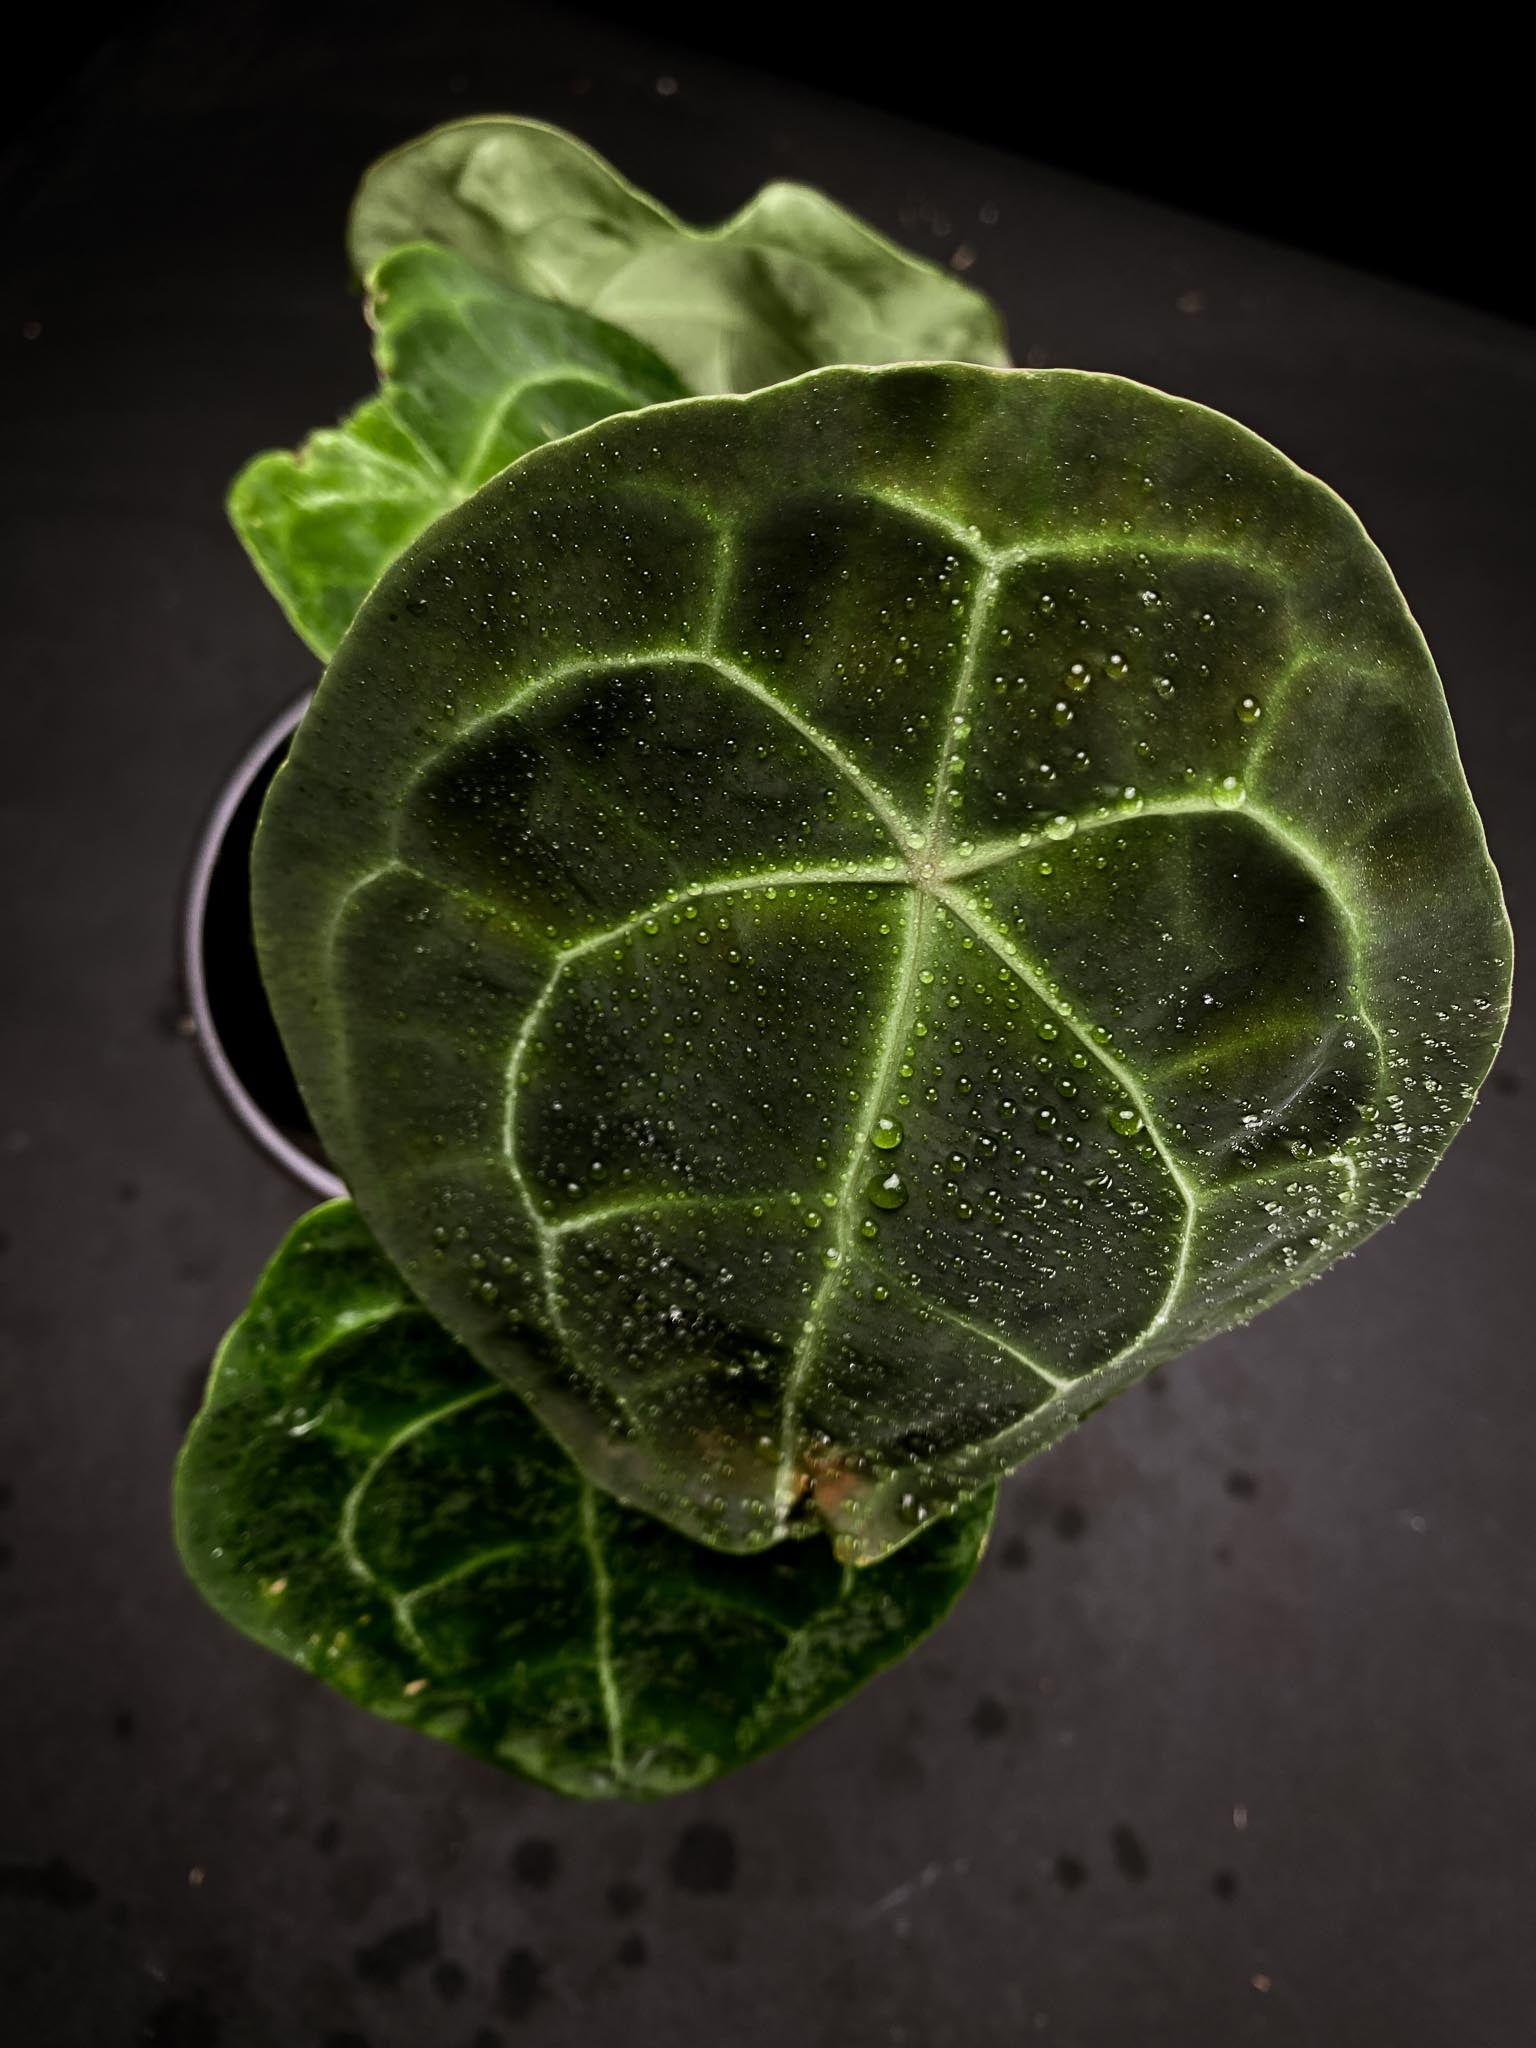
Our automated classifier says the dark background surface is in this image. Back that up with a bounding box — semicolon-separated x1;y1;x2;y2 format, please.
7;3;1534;326
1;5;1532;2044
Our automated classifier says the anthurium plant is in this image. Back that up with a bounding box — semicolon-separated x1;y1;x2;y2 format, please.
178;117;1511;1798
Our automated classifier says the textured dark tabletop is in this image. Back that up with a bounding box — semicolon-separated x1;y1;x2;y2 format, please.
2;7;1532;2045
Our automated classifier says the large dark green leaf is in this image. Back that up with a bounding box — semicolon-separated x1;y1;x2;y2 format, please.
253;364;1512;1564
175;1200;992;1797
229;241;686;657
346;117;1009;394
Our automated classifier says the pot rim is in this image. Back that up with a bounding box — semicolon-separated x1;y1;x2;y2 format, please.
183;691;345;1200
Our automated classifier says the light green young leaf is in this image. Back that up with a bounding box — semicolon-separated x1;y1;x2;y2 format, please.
229;241;687;658
175;1201;993;1798
347;116;1010;393
253;364;1511;1565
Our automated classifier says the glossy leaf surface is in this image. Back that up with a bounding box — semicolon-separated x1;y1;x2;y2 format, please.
254;365;1511;1563
347;117;1009;393
229;241;686;657
175;1201;992;1797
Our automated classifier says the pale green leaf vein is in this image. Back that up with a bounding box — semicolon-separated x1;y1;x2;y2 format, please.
772;890;932;1530
577;1483;626;1778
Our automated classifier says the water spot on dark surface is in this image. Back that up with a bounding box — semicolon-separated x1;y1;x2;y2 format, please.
431;1959;467;2003
617;1933;648;1968
509;1837;560;1889
1052;1854;1088;1891
142;1995;219;2046
669;1823;736;1894
118;1178;141;1203
0;1479;13;1509
0;1859;98;1908
1144;1370;1169;1397
605;1879;645;1917
1111;1825;1150;1882
178;1362;210;1430
0;1542;13;1571
314;1818;341;1855
999;1536;1030;1571
1492;1067;1521;1096
498;1948;545;2021
113;1709;136;1741
0;1231;10;1257
970;1696;1009;1738
1225;1470;1260;1500
354;1912;440;1987
1053;1503;1088;1541
1212;1543;1234;1566
1212;1869;1239;1900
471;2032;503;2048
322;2035;369;2048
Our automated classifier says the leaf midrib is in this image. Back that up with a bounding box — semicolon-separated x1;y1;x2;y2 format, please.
771;888;933;1528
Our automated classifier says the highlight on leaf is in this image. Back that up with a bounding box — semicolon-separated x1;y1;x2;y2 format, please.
228;240;687;658
251;362;1512;1567
347;116;1011;394
174;1201;994;1798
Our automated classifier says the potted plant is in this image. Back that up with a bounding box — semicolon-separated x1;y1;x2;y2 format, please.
177;117;1512;1799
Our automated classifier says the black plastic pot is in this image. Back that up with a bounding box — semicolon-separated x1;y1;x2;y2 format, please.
183;694;343;1199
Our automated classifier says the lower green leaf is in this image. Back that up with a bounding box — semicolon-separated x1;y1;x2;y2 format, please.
174;1201;994;1797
